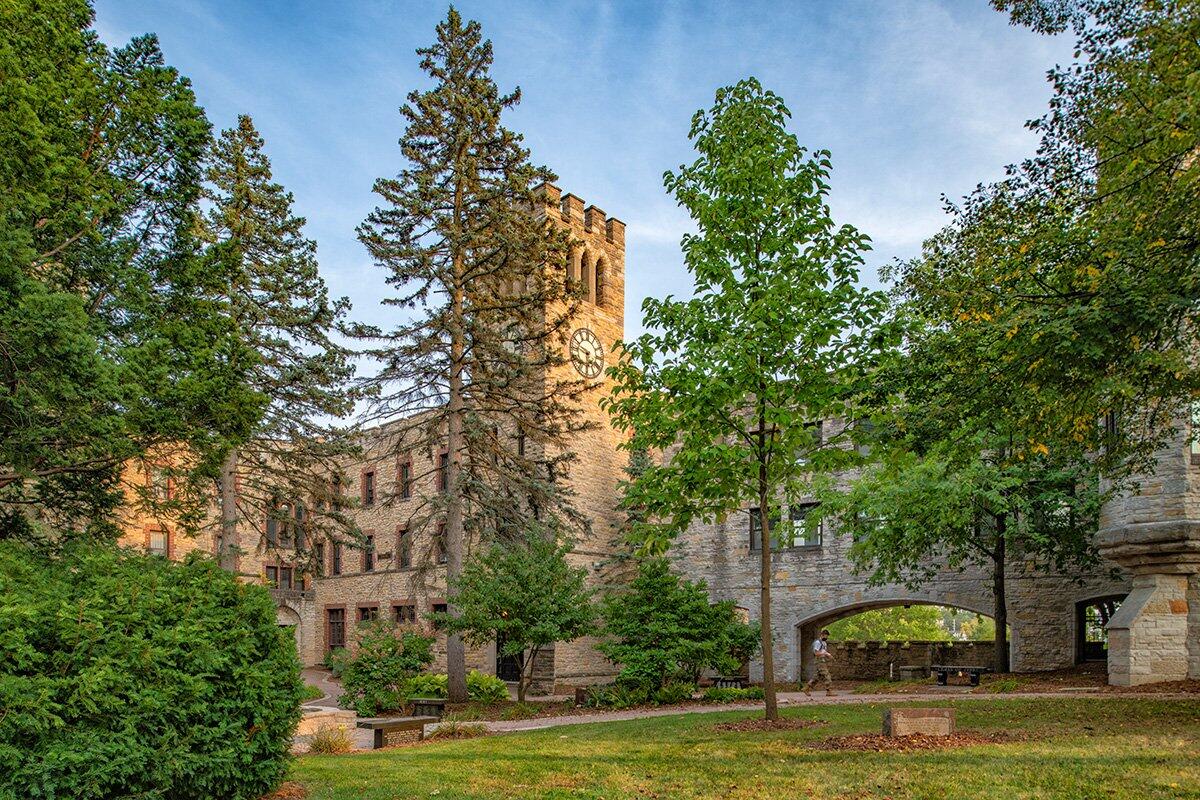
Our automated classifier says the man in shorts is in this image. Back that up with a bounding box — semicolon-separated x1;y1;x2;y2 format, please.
803;628;834;697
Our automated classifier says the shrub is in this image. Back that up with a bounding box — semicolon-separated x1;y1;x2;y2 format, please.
702;686;765;703
652;681;696;705
584;683;650;709
404;672;449;699
599;558;762;692
324;647;352;678
306;723;354;755
467;669;510;703
0;543;303;800
338;620;434;716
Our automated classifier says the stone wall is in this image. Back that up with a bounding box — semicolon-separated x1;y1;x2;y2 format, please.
823;640;995;681
671;421;1131;683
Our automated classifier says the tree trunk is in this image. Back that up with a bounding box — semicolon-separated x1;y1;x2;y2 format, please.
217;448;239;573
992;519;1010;674
757;461;778;721
445;183;468;704
518;647;538;704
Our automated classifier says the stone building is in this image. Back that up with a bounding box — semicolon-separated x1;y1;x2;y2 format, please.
118;186;1198;690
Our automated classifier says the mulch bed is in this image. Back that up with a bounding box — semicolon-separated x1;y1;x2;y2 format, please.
808;731;1019;752
260;782;308;800
712;718;827;733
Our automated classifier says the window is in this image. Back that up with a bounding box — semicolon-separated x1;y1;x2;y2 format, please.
265;565;278;585
358;605;378;623
148;466;171;503
431;603;448;630
363;534;375;572
147;528;169;557
314;542;325;577
266;496;280;547
277;501;294;548
434;524;448;564
397;527;411;568
438;451;449;493
517;430;526;457
595;258;606;306
398;457;412;499
393;604;416;624
327;608;345;650
293;503;306;550
279;565;294;590
798;421;823;465
790;502;823;547
748;507;781;551
332;542;343;576
362;470;376;506
580;252;593;302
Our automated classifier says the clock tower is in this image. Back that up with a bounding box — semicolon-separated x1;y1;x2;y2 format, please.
533;183;628;689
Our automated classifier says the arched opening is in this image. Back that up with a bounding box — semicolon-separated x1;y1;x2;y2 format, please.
796;600;1003;683
1075;594;1125;664
580;251;593;302
594;257;606;307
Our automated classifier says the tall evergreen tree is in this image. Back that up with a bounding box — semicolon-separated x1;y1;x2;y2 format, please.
358;8;586;702
605;79;893;720
202;115;360;572
0;0;255;542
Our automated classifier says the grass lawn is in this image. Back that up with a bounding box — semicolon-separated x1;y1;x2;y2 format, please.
291;698;1200;799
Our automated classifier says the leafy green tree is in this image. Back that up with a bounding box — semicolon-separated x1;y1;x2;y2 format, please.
604;79;892;719
0;541;303;800
599;558;760;691
357;8;585;701
911;0;1200;465
0;0;256;542
337;619;435;716
440;528;596;702
201;115;360;572
826;606;950;642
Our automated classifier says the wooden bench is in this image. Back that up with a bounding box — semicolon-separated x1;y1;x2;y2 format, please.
713;676;747;689
930;664;991;687
409;697;446;719
356;716;439;749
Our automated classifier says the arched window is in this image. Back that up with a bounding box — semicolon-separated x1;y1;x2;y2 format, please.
580;252;593;302
595;258;606;306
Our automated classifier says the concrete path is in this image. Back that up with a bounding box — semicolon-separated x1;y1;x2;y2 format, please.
301;667;343;711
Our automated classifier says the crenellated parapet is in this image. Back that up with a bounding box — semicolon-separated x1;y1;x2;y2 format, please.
533;182;625;319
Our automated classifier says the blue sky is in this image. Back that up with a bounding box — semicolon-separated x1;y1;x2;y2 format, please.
93;1;1070;339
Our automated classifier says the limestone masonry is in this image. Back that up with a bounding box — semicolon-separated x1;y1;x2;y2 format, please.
120;187;1197;689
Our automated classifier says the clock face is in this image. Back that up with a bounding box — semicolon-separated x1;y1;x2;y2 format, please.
569;328;604;379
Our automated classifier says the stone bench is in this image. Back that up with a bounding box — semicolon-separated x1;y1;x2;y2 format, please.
713;676;747;689
930;664;991;686
896;665;928;681
409;697;446;719
356;716;439;749
883;707;955;736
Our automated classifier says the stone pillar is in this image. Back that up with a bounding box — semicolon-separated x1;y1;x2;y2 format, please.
1106;574;1192;685
1098;422;1200;686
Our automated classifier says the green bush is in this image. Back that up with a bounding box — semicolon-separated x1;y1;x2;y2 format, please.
0;543;303;800
467;670;510;703
584;683;650;709
324;647;352;678
701;686;766;703
338;620;434;716
652;681;696;705
404;672;449;699
599;558;761;693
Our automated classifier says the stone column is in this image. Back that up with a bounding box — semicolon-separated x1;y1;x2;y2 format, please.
1098;424;1200;686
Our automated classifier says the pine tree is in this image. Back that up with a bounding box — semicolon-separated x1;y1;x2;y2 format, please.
203;115;359;572
357;8;586;702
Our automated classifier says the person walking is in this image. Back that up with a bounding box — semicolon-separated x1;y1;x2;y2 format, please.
803;628;835;697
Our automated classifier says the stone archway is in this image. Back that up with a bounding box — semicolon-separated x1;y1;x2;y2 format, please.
793;597;998;682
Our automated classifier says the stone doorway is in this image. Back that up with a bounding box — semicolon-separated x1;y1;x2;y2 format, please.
1075;595;1124;664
